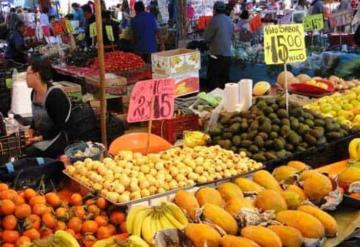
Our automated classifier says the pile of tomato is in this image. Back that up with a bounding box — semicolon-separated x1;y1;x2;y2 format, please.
0;183;127;247
92;51;145;72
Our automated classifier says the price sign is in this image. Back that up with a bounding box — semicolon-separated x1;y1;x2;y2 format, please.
89;22;97;38
329;10;352;28
105;25;115;42
264;24;306;65
127;79;175;123
249;15;262;32
303;14;324;32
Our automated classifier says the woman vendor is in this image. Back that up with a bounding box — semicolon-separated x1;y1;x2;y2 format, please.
25;59;71;158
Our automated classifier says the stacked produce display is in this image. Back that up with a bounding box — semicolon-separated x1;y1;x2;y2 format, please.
65;146;263;204
207;96;353;162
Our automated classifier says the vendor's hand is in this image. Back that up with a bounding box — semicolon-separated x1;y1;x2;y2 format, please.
26;135;43;145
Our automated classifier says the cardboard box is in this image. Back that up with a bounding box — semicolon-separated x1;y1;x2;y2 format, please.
53;81;82;94
151;48;201;76
152;70;200;97
85;73;127;96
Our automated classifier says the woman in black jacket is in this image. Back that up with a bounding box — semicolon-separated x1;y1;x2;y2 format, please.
25;59;71;158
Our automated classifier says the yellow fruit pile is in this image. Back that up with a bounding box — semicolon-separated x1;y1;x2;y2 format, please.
65;146;262;204
172;161;338;247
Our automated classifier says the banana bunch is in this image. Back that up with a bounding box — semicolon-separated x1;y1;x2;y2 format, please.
349;138;360;160
22;230;79;247
93;235;149;247
183;131;210;148
127;202;188;244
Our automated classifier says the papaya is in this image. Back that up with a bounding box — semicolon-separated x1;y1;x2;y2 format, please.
287;161;310;171
303;173;333;201
185;223;221;247
268;225;303;247
233;177;264;193
297;205;337;237
217;182;244;201
241;226;282;247
286;185;307;201
174;190;199;220
225;197;254;216
203;203;238;235
299;170;321;181
276;210;325;239
196;187;225;207
338;167;360;189
272;166;299;183
281;191;302;209
220;235;260;247
255;190;287;213
253;170;282;192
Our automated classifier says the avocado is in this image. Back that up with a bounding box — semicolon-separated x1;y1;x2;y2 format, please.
280;125;291;137
277;109;289;118
260;121;272;133
271;125;280;132
240;121;249;130
290;118;300;130
285;143;295;151
240;140;252;147
298;124;310;135
263;106;274;115
257;100;267;109
217;139;232;149
273;118;281;125
296;146;307;152
290;107;303;117
288;131;301;145
281;119;290;126
229;122;241;133
229;117;242;124
269;113;278;121
276;149;287;159
258;132;269;140
277;98;286;108
326;131;342;140
271;104;279;111
240;133;249;140
232;135;242;146
222;132;233;139
208;126;223;136
264;152;277;160
248;130;258;140
252;153;266;162
317;136;327;145
309;127;325;139
270;132;278;139
265;140;274;148
254;136;265;147
305;119;314;127
250;120;259;131
304;134;317;145
314;119;325;126
249;145;259;153
274;138;285;150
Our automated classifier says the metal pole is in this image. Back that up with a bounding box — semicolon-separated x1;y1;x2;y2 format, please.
95;0;107;148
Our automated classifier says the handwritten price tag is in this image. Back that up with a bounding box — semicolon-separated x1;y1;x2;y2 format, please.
105;25;115;42
329;10;352;28
89;22;97;38
303;14;324;32
264;24;306;65
127;79;175;123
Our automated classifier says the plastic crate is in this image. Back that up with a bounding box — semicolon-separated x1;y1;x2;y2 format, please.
0;132;26;164
152;115;200;144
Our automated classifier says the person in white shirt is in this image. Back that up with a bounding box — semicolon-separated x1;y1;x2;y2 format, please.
39;7;50;26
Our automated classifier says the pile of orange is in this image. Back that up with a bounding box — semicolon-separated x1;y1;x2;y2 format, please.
0;183;127;247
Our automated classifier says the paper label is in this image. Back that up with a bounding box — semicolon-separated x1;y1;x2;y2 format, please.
303;14;324;31
264;24;307;65
127;79;175;123
90;23;97;38
105;25;115;42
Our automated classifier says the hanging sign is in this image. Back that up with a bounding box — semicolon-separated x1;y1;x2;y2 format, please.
328;10;352;28
264;24;307;65
89;22;97;38
127;79;175;123
303;14;324;31
105;25;115;42
249;15;262;32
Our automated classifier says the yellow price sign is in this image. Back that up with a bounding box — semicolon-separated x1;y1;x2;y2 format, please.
303;14;324;32
89;22;97;38
105;25;115;42
264;24;307;65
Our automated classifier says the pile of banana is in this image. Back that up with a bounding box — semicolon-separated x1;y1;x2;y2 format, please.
183;131;210;148
23;231;79;247
127;202;188;244
349;138;360;161
94;236;149;247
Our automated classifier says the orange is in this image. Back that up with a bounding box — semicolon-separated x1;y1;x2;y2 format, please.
29;196;46;207
14;204;31;219
32;203;51;216
11;195;24;206
120;221;127;233
85;199;96;206
95;216;108;227
68;217;82;233
110;211;125;225
55;207;70;221
45;193;61;208
15;236;31;247
23;189;37;201
24;214;41;230
107;224;116;235
56;221;67;231
96;226;112;240
82;220;98;234
2;230;19;243
0;199;15;215
88;205;100;217
40;228;53;238
70;193;82;206
42;213;58;229
73;206;86;219
0;190;17;201
2;215;17;230
96;198;108;209
0;183;9;192
23;229;40;241
2;243;15;247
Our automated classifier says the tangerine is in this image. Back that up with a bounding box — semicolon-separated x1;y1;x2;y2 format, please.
2;215;17;230
14;204;31;219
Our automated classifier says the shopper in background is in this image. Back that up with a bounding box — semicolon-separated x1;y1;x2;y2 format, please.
39;7;50;26
81;4;96;46
5;21;27;64
102;10;120;46
131;1;164;61
267;0;280;10
120;0;131;29
204;1;234;90
25;59;71;158
6;8;20;31
71;3;85;27
310;0;324;14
